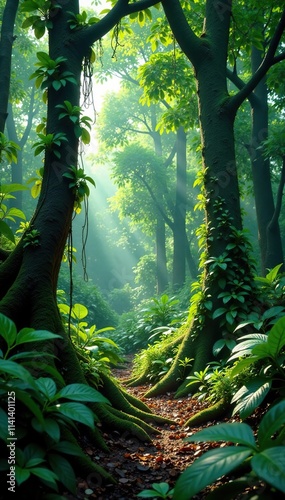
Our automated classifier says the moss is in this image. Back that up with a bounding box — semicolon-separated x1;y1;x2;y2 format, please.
93;403;155;442
184;398;230;427
99;373;173;424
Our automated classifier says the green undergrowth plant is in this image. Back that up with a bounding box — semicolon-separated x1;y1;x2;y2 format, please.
58;301;122;387
0;183;27;245
0;313;109;497
138;482;174;499
228;315;285;419
173;399;285;499
112;294;187;354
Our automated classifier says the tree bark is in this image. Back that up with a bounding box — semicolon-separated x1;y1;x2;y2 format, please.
0;0;19;133
250;46;284;274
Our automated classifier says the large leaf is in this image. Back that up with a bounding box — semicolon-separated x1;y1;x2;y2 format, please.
266;316;285;357
35;378;57;400
16;329;61;345
0;313;17;348
251;447;285;493
54;383;109;404
232;379;271;419
15;389;45;425
258;401;285;449
186;422;256;449
0;360;35;385
28;467;58;489
48;453;76;493
173;447;252;500
0;220;15;243
15;466;30;485
51;441;84;457
51;402;95;428
71;303;88;320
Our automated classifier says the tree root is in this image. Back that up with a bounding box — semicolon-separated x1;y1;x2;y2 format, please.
99;372;174;425
184;398;230;427
93;403;157;442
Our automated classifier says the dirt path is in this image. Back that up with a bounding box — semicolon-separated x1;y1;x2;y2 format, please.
67;361;222;499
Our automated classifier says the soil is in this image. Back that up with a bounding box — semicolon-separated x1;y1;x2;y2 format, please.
63;359;265;500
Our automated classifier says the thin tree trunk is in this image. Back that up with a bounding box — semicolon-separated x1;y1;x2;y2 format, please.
250;46;284;274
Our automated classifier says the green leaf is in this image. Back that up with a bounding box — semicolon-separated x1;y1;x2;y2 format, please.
15;389;45;425
81;128;90;145
29;467;58;488
0;360;34;384
51;402;95;428
48;453;76;493
52;80;62;91
35;378;57;399
0;313;17;348
266;316;285;357
55;383;109;404
251;447;285;493
186;422;256;448
0;220;15;243
212;308;226;319
15;466;30;485
232;379;271;419
51;441;84;456
258;401;285;449
173;447;252;500
16;329;61;345
137;491;160;498
71;303;88;320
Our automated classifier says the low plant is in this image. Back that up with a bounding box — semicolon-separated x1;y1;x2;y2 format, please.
228;315;285;419
138;482;174;499
0;313;109;497
173;399;285;499
58;301;121;386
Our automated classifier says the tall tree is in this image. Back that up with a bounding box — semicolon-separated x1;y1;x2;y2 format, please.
142;0;285;398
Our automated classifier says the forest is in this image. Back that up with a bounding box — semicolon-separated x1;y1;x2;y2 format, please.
0;0;285;498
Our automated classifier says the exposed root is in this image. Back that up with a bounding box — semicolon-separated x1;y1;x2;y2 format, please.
99;373;174;425
184;398;230;427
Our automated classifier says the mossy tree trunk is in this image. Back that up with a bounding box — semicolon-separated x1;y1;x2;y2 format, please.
144;0;285;398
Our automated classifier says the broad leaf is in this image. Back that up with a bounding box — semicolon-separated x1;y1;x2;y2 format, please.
15;389;45;425
186;422;256;449
251;447;285;493
15;466;30;485
232;379;271;419
0;360;34;385
0;313;17;348
48;453;76;493
0;220;15;243
35;378;57;399
266;316;285;357
173;447;251;500
258;401;285;449
29;467;58;488
51;441;84;456
54;383;109;404
51;402;95;428
16;329;61;345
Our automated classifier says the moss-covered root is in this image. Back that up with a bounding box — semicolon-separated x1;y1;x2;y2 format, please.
125;372;150;387
122;387;153;414
99;373;174;425
93;402;158;442
184;398;230;427
145;320;216;398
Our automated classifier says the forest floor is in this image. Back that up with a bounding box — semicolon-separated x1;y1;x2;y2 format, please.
64;358;262;500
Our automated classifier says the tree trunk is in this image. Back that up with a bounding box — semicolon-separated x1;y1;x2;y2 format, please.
0;0;19;132
156;217;168;293
172;127;187;289
250;46;284;274
144;0;258;397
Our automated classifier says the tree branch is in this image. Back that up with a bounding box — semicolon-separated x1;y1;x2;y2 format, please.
229;9;285;112
75;0;160;52
161;0;205;70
